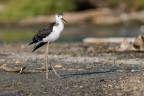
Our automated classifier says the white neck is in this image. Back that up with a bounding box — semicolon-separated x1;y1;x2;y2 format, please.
55;19;64;32
56;19;64;27
51;18;64;34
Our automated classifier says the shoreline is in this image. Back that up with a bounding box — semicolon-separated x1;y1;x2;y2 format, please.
0;42;144;95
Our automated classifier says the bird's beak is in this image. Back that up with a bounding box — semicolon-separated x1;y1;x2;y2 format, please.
62;18;68;23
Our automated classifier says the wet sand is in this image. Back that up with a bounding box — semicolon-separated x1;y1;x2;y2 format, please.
0;43;144;96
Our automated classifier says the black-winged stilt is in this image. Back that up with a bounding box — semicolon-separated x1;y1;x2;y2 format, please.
29;12;67;79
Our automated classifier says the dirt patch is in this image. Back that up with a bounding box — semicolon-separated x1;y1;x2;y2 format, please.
0;43;144;96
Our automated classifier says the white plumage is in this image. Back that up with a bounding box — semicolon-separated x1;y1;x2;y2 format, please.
43;18;64;42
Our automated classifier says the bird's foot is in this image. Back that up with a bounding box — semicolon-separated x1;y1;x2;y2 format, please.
51;65;61;78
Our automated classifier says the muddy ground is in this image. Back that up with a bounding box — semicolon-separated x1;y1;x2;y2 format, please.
0;43;144;96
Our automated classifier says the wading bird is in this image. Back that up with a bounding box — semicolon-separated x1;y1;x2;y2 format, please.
29;12;67;79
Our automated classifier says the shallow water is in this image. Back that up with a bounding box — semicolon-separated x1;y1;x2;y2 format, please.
0;24;142;43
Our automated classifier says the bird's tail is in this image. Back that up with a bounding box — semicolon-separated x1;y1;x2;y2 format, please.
32;42;47;52
28;41;35;46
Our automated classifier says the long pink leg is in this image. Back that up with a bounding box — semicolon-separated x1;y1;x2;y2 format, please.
45;41;49;79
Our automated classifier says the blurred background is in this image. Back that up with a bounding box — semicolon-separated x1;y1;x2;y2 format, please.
0;0;144;43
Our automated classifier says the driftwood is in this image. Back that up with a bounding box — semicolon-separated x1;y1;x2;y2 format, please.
0;64;44;73
83;35;144;51
117;35;144;51
83;37;135;43
0;64;25;73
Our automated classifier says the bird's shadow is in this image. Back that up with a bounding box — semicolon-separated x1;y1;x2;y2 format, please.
60;69;117;78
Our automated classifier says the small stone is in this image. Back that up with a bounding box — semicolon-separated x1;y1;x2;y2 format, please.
80;86;83;88
87;47;94;52
137;80;141;83
15;60;23;64
54;65;62;68
119;77;122;80
117;70;123;72
74;85;78;88
131;69;135;72
0;59;5;62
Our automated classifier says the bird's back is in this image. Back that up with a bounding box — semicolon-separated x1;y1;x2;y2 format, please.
29;22;56;45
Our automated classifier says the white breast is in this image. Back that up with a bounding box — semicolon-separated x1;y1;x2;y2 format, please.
43;24;64;42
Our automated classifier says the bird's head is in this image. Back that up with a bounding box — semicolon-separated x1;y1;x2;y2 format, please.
55;12;67;23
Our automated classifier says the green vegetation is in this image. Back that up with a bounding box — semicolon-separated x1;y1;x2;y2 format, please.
0;0;76;20
0;0;144;20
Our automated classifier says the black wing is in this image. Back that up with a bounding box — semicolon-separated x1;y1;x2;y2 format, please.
29;22;56;45
32;42;47;52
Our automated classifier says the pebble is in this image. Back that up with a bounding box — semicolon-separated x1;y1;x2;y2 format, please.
131;69;135;72
0;59;5;62
54;64;62;68
80;86;84;88
15;60;23;64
